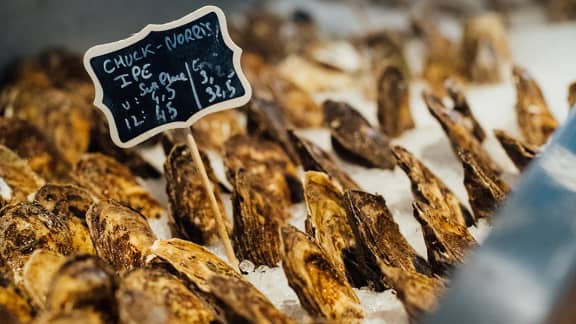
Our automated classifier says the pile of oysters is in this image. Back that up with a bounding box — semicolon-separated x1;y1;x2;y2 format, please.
0;7;570;324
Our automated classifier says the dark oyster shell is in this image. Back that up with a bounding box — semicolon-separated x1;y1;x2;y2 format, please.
512;66;558;146
164;144;225;245
392;146;474;227
0;201;73;285
458;150;510;221
494;129;538;172
424;91;502;175
344;190;432;278
0;117;71;181
73;153;164;220
289;131;359;190
230;169;283;267
86;201;157;273
34;184;95;254
281;225;364;322
445;79;486;142
324;100;395;169
377;65;415;138
303;171;371;289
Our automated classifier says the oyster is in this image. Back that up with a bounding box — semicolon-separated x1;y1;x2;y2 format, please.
191;110;244;152
445;80;486;142
224;135;302;205
392;146;474;227
0;85;92;164
230;169;283;267
73;153;164;220
377;65;415;138
34;184;95;254
569;81;576;110
289;131;359;190
89;111;160;179
149;239;294;323
414;17;460;96
324;100;395;169
0;117;71;180
512;66;558;146
458;150;510;221
0;145;44;208
344;190;432;277
304;171;371;288
164;144;225;244
548;0;576;21
424;92;502;175
413;199;477;275
378;263;445;323
245;97;300;164
281;225;364;322
494;129;538;172
460;13;509;83
267;72;324;128
22;249;67;309
86;201;157;273
116;267;216;324
45;255;116;321
0;201;72;285
0;277;33;324
277;55;355;93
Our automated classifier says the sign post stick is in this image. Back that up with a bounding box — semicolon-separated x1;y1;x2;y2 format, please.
186;129;238;267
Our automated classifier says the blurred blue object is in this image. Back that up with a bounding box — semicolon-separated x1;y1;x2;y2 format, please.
426;109;576;324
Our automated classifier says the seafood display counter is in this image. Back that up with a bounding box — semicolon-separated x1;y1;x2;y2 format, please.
0;1;575;323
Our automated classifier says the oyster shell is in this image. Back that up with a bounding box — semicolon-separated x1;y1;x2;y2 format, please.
424;92;502;175
149;239;294;323
164;144;225;245
224;135;302;206
45;255;116;320
392;146;474;227
89;111;160;179
281;225;364;322
0;85;92;164
86;201;157;273
246;97;300;164
344;190;432;277
460;13;509;83
445;80;486;142
324;100;395;169
267;72;324;128
0;201;73;285
289;131;359;190
277;55;355;93
0;145;44;208
0;117;71;181
458;150;510;221
192;110;244;152
22;249;67;310
34;184;95;254
378;262;445;323
377;65;415;138
0;277;33;324
303;171;371;288
116;267;216;324
494;129;538;172
513;66;558;146
13;49;89;89
230;169;283;267
73;153;164;220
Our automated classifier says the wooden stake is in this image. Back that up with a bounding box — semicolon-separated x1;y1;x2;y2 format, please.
186;130;238;268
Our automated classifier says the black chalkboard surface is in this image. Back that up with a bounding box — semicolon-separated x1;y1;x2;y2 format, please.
84;6;251;147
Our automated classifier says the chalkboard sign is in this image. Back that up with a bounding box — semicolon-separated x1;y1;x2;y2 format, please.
84;6;252;148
